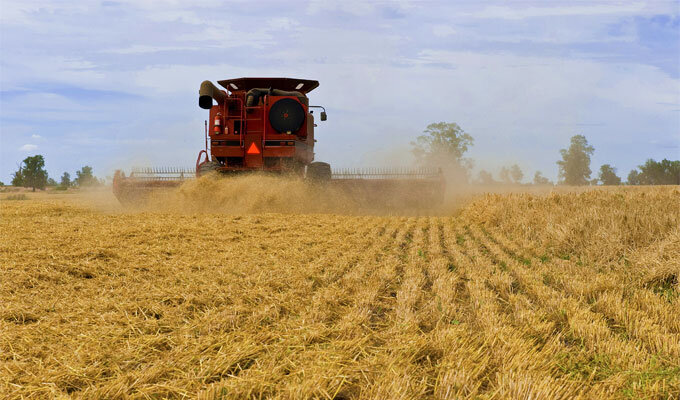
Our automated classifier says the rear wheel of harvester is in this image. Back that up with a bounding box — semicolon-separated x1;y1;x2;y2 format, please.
306;162;332;183
197;161;221;177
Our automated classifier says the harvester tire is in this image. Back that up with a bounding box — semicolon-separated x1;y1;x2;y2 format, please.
307;162;332;183
197;161;220;177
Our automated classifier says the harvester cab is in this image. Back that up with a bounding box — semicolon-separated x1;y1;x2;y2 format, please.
112;77;444;207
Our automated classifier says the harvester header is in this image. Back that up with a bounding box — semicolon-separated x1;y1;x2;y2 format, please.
113;77;444;207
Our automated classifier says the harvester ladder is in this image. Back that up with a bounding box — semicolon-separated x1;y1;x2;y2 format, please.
224;97;246;149
244;94;268;152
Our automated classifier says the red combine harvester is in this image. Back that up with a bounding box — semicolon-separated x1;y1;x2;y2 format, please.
113;77;444;206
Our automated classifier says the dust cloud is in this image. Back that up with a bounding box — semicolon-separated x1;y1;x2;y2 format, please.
160;174;359;214
97;171;560;216
110;173;478;216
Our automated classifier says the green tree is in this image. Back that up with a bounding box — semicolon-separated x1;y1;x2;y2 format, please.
47;178;57;187
411;122;474;177
533;171;551;185
509;164;523;184
557;135;594;185
11;172;23;186
627;170;641;185
477;170;495;185
60;172;71;188
75;166;100;187
636;159;680;185
11;163;24;187
598;164;621;185
18;155;48;191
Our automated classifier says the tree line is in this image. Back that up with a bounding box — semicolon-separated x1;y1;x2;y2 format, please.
8;155;102;191
411;123;679;186
554;134;678;185
4;127;676;189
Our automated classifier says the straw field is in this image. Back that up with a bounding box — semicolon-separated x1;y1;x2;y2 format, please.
1;184;679;399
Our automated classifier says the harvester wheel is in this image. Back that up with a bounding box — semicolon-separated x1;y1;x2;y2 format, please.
306;162;332;182
197;161;220;177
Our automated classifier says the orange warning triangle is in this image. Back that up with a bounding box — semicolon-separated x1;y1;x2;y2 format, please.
246;142;260;155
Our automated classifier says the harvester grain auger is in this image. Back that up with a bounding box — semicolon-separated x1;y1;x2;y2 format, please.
113;77;445;207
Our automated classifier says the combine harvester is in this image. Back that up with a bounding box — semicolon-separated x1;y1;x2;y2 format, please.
113;77;444;206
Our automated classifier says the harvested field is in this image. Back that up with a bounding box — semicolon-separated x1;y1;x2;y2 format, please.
1;185;679;399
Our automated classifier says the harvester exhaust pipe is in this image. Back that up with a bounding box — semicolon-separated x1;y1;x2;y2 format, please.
199;80;226;110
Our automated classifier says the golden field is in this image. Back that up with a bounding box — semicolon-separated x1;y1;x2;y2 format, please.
1;182;679;399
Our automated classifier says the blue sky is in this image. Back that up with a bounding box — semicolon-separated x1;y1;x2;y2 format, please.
1;0;678;184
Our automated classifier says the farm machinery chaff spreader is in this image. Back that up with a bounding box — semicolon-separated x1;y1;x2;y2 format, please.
113;77;444;206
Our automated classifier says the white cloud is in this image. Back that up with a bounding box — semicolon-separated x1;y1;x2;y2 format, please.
465;3;648;20
3;92;106;122
0;55;107;92
268;17;298;31
19;144;38;151
143;9;204;25
306;0;416;16
31;134;42;140
0;1;92;26
176;25;274;48
408;50;680;114
432;25;456;37
101;45;201;55
306;0;377;16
